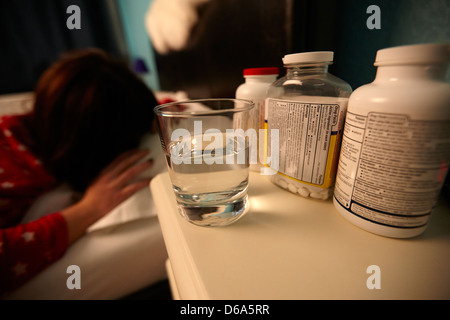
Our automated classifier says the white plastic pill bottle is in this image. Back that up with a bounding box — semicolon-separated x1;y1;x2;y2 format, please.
333;43;450;238
265;52;352;200
236;67;279;172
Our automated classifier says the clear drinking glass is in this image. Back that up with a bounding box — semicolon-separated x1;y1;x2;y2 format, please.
154;99;255;227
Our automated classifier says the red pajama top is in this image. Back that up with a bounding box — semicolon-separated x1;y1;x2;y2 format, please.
0;115;68;297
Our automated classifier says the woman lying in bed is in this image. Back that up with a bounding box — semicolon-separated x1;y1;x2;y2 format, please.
0;49;158;297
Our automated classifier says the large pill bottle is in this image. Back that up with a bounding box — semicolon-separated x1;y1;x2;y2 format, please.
333;43;450;238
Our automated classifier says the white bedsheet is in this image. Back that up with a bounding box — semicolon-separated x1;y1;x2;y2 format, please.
5;133;170;299
6;216;168;300
0;91;184;299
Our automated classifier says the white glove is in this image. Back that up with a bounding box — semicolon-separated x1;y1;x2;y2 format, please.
145;0;211;55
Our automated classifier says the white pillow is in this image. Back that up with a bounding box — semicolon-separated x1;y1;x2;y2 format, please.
22;133;167;232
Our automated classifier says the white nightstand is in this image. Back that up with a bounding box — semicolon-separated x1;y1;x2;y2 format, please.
150;171;450;299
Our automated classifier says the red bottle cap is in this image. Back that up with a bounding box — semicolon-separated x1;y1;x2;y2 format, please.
243;67;279;76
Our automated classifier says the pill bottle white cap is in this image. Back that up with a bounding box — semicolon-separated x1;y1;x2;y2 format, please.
374;43;450;66
283;51;334;65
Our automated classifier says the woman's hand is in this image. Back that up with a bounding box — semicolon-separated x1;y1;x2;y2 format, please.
80;149;153;217
61;149;153;244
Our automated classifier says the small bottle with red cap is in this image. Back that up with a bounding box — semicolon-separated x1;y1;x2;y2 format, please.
236;67;279;172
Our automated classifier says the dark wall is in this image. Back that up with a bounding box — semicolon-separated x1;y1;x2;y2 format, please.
0;0;124;95
155;0;345;99
154;0;450;97
155;0;291;99
1;0;448;97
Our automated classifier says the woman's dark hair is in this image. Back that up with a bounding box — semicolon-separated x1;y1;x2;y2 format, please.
27;49;158;192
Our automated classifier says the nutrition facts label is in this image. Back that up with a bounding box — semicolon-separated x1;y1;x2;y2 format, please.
334;111;450;228
266;98;341;187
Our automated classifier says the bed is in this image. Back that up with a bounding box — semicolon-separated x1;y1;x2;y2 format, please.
1;92;172;299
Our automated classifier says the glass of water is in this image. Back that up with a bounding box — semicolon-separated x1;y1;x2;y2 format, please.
154;99;255;227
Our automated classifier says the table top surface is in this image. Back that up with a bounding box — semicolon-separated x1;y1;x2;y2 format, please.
151;171;450;300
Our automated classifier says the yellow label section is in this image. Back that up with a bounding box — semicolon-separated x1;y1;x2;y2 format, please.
263;122;268;166
264;98;345;190
266;134;338;189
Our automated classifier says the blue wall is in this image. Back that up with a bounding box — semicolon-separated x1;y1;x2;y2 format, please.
117;0;160;91
334;0;450;90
